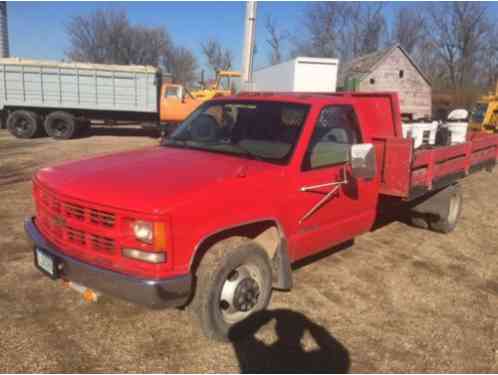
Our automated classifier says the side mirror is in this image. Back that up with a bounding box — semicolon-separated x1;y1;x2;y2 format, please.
350;143;376;180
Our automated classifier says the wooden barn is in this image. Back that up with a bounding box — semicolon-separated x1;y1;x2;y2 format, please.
338;44;432;119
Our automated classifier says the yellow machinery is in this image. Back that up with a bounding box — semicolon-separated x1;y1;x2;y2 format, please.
469;81;498;133
160;71;241;125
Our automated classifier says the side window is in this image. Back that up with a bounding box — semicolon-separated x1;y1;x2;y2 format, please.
165;86;180;99
302;105;361;170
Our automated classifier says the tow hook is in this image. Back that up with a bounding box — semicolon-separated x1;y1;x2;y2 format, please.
62;280;101;303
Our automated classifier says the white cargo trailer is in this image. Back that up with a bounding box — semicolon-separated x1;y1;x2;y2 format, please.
0;58;161;139
253;57;339;93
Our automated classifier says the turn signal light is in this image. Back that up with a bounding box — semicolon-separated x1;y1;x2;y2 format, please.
122;248;166;264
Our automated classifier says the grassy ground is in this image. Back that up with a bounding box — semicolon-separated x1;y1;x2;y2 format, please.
0;127;496;372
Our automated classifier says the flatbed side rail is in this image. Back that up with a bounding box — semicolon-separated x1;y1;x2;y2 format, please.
409;133;498;200
374;133;498;201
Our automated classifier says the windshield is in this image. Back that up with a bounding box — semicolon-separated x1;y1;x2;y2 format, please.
470;103;488;123
164;100;310;164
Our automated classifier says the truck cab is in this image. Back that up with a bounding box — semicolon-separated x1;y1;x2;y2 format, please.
159;71;241;125
25;92;498;340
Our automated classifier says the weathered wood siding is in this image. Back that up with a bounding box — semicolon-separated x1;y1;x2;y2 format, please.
358;48;431;119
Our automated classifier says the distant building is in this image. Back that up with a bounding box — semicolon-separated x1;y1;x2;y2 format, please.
338;44;432;119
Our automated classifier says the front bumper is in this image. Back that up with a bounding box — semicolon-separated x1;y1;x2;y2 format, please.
25;217;192;309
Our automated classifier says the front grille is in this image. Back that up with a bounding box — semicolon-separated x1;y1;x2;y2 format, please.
35;182;119;256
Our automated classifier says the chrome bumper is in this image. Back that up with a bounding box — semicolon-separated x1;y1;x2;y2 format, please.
25;217;192;309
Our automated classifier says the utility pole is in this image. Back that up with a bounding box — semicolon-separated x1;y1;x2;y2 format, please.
241;1;256;91
0;2;9;58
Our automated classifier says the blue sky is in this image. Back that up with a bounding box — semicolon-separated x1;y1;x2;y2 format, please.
8;1;498;75
7;1;382;72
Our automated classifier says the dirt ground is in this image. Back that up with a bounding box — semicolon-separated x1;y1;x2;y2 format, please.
0;127;496;373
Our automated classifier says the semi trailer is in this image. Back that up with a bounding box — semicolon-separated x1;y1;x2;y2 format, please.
0;58;237;140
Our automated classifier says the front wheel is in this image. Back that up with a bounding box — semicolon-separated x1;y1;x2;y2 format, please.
193;237;273;341
7;110;42;138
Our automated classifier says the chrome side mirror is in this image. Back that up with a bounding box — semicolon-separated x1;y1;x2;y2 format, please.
350;143;376;180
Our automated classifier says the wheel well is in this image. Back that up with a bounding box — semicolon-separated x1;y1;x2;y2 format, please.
190;220;292;291
191;221;282;272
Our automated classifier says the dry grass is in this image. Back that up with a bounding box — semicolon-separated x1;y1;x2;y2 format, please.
0;127;496;372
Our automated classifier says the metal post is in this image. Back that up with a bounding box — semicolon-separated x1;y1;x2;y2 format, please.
0;2;9;58
241;1;257;91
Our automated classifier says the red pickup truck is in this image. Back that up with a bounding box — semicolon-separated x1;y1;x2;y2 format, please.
25;92;498;340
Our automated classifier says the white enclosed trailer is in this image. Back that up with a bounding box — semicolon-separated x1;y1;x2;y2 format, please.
253;57;339;93
0;58;161;139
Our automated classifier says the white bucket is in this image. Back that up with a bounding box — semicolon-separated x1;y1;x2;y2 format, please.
444;109;469;144
444;122;469;144
402;121;438;149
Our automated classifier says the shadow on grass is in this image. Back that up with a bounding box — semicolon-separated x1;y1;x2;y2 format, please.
229;309;350;373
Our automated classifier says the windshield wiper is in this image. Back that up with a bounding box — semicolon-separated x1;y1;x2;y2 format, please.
226;142;264;161
161;137;189;148
163;138;265;162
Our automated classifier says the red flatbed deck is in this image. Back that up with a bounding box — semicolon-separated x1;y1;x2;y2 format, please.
375;132;498;200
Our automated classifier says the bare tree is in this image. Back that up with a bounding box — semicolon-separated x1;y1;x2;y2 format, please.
201;39;233;76
479;24;498;90
66;9;172;67
392;7;426;54
424;2;492;89
164;46;198;86
292;3;387;61
354;3;386;56
265;15;288;65
66;9;129;64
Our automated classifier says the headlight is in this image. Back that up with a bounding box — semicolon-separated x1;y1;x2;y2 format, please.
132;220;153;244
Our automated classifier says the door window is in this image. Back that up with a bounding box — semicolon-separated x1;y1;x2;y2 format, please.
165;86;180;99
302;105;361;170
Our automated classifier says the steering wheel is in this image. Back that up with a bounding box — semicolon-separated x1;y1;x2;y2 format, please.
190;113;219;142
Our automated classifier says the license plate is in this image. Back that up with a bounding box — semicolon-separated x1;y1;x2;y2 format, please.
35;248;58;279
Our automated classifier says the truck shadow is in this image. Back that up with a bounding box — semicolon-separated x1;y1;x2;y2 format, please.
229;309;351;373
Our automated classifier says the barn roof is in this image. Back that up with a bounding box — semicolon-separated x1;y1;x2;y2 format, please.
338;44;431;87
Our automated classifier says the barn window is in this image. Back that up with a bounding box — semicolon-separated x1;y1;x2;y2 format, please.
369;78;375;84
399;70;404;78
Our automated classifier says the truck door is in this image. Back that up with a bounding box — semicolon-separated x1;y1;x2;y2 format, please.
290;105;378;260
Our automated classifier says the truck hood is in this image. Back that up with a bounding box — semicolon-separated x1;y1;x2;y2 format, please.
35;146;283;214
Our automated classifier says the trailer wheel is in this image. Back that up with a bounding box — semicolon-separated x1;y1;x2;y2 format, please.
44;111;78;140
7;110;42;138
429;186;463;233
192;237;272;341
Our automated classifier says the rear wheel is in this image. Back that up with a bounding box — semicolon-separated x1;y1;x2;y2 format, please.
7;110;42;138
44;111;78;140
410;214;429;229
429;187;463;233
193;237;272;341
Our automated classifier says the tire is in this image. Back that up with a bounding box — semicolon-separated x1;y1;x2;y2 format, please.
7;110;42;138
193;237;273;341
429;186;463;233
44;111;78;140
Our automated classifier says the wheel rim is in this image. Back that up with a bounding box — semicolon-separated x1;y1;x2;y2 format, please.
219;264;263;324
52;119;68;137
448;193;461;225
14;117;29;135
